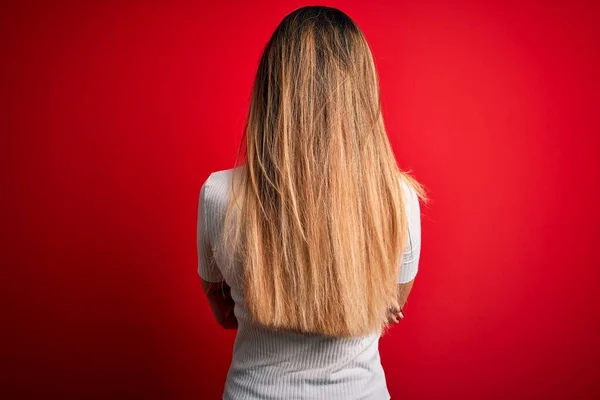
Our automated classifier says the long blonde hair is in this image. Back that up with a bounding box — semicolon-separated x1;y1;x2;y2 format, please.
215;6;425;338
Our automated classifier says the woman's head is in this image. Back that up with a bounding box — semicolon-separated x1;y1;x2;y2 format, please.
217;6;424;338
249;6;383;159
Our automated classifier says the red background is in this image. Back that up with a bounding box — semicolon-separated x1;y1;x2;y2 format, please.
1;0;599;398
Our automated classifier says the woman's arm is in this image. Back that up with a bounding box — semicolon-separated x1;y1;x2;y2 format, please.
197;182;237;329
200;279;238;329
397;278;415;310
387;176;422;324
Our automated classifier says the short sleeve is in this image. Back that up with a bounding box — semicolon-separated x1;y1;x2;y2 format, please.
398;179;422;284
197;177;225;282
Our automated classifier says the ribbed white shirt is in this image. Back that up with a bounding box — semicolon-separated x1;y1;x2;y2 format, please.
197;167;421;399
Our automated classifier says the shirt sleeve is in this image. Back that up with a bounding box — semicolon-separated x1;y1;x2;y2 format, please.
398;178;422;284
197;176;225;282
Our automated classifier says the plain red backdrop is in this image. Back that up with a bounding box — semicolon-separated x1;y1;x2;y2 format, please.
1;0;599;398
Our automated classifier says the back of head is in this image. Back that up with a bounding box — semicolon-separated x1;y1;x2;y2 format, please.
217;6;422;338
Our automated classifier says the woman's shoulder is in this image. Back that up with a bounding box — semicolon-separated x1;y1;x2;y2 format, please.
398;172;423;245
200;166;244;218
398;173;420;211
205;167;234;186
205;164;248;186
202;166;242;195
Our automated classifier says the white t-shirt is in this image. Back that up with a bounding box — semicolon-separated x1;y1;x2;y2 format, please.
197;167;421;400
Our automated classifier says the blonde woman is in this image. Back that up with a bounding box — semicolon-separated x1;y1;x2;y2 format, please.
197;6;425;399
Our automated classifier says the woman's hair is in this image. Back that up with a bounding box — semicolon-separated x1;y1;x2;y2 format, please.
215;5;425;338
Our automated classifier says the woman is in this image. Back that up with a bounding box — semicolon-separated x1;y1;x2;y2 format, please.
197;5;425;399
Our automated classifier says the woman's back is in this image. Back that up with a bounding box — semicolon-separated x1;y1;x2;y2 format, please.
198;167;422;399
